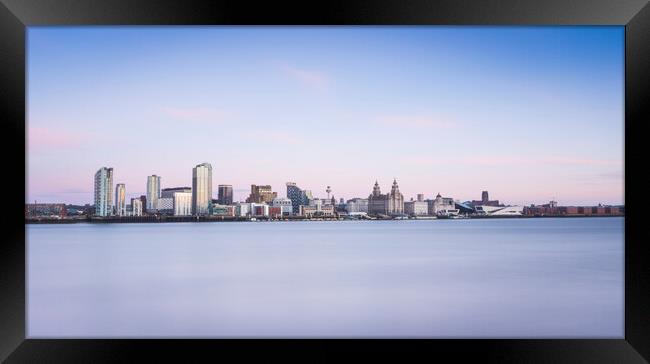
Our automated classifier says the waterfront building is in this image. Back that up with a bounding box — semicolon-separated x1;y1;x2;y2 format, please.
157;197;174;214
114;183;126;216
455;201;476;215
299;203;336;217
286;182;301;213
246;184;277;204
94;167;113;216
475;205;523;216
310;197;336;210
161;187;191;199
404;200;428;216
211;203;235;217
192;162;213;215
251;203;270;217
367;179;404;216
81;204;94;216
309;198;323;209
146;175;161;211
217;184;234;205
139;195;147;213
296;197;337;217
130;198;143;216
286;182;314;213
523;204;623;216
272;197;293;216
63;205;85;216
329;195;337;207
173;192;192;216
25;203;67;218
336;198;348;213
470;190;501;207
428;193;458;215
269;206;282;218
235;202;251;217
346;198;369;213
235;202;269;217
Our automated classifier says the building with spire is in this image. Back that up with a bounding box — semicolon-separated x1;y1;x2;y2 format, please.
367;179;404;216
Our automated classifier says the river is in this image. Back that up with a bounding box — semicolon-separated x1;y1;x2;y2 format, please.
27;217;624;338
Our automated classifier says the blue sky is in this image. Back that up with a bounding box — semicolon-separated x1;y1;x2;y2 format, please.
27;26;624;205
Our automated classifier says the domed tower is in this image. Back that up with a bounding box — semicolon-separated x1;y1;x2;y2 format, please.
391;178;400;195
389;178;404;214
372;180;381;197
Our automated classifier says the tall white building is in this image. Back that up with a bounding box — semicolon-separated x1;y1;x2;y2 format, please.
94;167;113;216
146;175;161;211
115;183;126;216
192;162;212;215
173;191;192;216
130;198;143;216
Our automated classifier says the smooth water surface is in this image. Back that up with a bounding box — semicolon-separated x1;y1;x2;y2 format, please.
27;218;624;337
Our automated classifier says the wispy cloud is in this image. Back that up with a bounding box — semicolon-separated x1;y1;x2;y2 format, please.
161;107;229;122
281;64;330;91
27;126;90;151
376;115;457;130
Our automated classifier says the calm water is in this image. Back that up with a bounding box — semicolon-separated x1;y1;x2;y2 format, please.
27;217;624;338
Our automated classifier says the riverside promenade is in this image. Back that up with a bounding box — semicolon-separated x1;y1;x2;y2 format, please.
25;213;624;224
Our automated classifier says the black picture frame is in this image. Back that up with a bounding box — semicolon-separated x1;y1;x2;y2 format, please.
2;0;648;362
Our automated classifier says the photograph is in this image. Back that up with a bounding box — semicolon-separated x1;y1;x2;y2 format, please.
25;26;625;338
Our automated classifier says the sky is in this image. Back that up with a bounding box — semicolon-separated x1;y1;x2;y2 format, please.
27;26;624;206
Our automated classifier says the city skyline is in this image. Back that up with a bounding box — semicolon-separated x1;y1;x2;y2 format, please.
27;26;624;206
70;164;622;209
